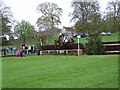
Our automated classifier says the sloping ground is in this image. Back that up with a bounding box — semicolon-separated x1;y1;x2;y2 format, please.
73;32;119;44
2;55;118;88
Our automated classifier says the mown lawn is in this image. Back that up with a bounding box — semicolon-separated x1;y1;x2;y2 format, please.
2;55;118;88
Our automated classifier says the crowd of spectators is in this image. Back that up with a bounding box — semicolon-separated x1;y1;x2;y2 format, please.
0;44;37;57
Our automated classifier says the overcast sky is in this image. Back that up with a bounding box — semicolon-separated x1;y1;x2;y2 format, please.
3;0;109;29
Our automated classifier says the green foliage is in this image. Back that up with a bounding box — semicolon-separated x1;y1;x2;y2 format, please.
14;20;35;44
36;27;59;45
89;13;101;33
71;2;102;33
0;1;13;35
74;21;85;33
40;34;48;45
106;2;120;32
71;1;120;34
85;33;104;55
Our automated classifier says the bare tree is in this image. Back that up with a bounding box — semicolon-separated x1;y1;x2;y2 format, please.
0;0;13;36
36;2;62;31
106;1;120;32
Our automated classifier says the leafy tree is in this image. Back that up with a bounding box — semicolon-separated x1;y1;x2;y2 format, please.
104;13;115;32
71;1;104;55
36;2;62;31
36;2;62;43
0;0;13;36
88;12;102;33
14;20;35;44
70;1;100;33
106;1;120;32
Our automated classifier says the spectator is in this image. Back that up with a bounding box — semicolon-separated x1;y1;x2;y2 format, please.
6;47;9;54
31;45;33;54
28;45;31;54
20;45;23;57
25;44;28;54
3;48;6;56
32;45;35;53
13;47;17;55
1;48;4;56
23;45;26;54
10;45;13;55
16;49;19;57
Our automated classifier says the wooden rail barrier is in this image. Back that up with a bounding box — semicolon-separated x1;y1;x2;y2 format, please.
102;41;120;54
38;43;84;56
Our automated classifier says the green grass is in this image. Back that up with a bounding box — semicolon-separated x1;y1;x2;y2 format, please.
101;32;119;42
73;32;119;44
2;55;118;88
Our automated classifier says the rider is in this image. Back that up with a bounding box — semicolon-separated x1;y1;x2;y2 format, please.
59;33;64;41
64;36;68;43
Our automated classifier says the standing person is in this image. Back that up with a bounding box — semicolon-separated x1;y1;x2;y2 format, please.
32;45;35;53
25;43;28;54
40;35;43;45
1;48;4;56
3;48;6;56
28;45;31;54
6;47;9;55
16;49;19;57
22;45;26;54
20;45;23;57
31;45;33;54
34;46;37;54
10;45;13;55
13;47;17;55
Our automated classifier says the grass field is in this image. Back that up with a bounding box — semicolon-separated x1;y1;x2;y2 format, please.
73;32;119;44
2;55;118;88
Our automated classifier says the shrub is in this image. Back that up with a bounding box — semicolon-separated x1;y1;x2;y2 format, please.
85;33;104;55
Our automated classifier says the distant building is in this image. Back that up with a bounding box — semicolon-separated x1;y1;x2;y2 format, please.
60;26;76;37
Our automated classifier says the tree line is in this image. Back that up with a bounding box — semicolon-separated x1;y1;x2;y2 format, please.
0;0;120;44
71;1;120;34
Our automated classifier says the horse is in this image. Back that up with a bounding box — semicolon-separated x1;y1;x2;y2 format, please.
55;37;74;46
54;38;74;55
65;38;75;44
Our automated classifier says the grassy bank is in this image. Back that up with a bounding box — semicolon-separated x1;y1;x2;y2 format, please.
73;32;119;44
